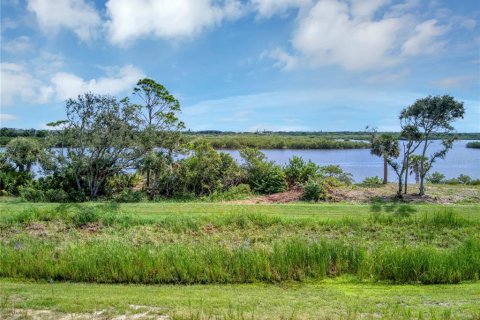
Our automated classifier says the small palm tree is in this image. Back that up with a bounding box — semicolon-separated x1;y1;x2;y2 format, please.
370;134;400;184
408;155;428;184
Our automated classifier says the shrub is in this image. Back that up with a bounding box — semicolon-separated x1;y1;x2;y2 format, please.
240;148;287;194
208;184;252;201
426;171;445;184
457;174;472;185
284;156;320;187
19;186;45;202
112;190;145;203
302;179;327;202
71;207;100;227
466;141;480;148
320;165;353;185
361;176;383;187
44;189;69;202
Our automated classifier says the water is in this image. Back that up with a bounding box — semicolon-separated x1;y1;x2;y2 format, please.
219;140;480;182
1;140;478;182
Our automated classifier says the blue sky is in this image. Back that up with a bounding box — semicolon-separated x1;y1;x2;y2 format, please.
1;0;479;131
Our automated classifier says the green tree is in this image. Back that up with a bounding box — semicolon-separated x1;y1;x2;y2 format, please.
56;93;138;199
125;78;185;199
370;134;400;184
5;137;42;173
400;95;465;196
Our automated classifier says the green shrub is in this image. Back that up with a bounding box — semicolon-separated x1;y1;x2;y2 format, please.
457;174;472;185
466;141;480;148
19;186;45;202
426;172;445;184
302;179;327;202
208;184;252;201
241;148;287;194
44;189;69;202
284;156;320;187
361;176;383;187
320;165;353;185
71;207;100;227
113;190;145;203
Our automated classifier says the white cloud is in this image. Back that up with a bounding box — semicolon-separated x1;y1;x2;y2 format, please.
1;62;145;104
434;75;474;89
0;113;18;122
105;0;245;45
401;19;447;55
251;0;312;18
46;65;146;101
1;62;43;105
2;36;32;53
267;0;449;71
27;0;101;41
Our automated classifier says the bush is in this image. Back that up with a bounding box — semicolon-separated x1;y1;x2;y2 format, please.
44;189;69;202
240;148;287;194
207;184;252;201
361;176;383;187
426;172;445;184
302;179;327;202
320;165;353;185
284;156;320;187
19;186;45;202
457;174;472;185
112;190;145;203
71;207;100;227
466;141;480;149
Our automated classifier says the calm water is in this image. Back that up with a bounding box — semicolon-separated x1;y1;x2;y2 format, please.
219;140;480;182
1;140;478;182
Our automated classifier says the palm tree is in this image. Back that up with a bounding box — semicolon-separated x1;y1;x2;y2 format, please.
370;134;400;184
408;154;428;184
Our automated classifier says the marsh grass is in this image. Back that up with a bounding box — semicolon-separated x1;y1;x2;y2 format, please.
1;237;478;285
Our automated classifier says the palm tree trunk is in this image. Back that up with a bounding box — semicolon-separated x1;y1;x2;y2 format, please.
383;156;388;184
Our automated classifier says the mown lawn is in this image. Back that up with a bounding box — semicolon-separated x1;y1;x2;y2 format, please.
1;278;480;319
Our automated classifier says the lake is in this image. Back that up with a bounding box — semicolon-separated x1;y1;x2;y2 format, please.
1;140;478;182
219;140;480;182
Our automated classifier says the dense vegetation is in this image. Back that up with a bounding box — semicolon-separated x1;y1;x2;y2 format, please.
466;141;480;148
1;202;479;286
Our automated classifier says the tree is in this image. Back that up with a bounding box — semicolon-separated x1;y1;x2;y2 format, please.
370;134;400;184
54;93;138;199
5;137;42;173
124;78;185;198
387;125;422;197
400;95;464;196
408;155;428;185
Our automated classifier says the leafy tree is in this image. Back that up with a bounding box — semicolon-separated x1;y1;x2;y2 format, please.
370;134;400;184
5;137;42;173
400;95;464;196
53;93;138;199
124;78;185;198
387;125;422;197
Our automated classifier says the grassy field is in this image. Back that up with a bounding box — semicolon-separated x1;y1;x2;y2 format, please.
1;199;479;319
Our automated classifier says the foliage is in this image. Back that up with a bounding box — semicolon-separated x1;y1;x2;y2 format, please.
360;176;384;187
240;148;287;194
5;137;42;173
426;172;446;184
301;178;327;201
466;141;480;148
284;156;320;187
400;95;465;196
319;165;353;185
370;133;400;184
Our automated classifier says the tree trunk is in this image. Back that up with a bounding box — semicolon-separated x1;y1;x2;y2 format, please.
415;171;419;184
403;158;409;194
419;137;429;196
383;156;388;184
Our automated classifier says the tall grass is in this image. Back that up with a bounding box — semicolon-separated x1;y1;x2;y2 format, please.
1;238;478;285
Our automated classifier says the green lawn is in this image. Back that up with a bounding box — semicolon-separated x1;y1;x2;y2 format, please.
2;278;480;319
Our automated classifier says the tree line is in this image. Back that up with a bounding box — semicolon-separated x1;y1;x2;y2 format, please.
0;79;469;201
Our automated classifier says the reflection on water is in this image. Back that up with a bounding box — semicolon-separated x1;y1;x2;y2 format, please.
1;140;478;182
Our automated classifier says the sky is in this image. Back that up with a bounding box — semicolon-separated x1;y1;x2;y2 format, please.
1;0;479;132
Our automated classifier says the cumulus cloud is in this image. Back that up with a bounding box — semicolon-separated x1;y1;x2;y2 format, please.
105;0;245;45
27;0;101;41
1;62;145;105
266;0;449;71
1;62;43;105
47;65;145;100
